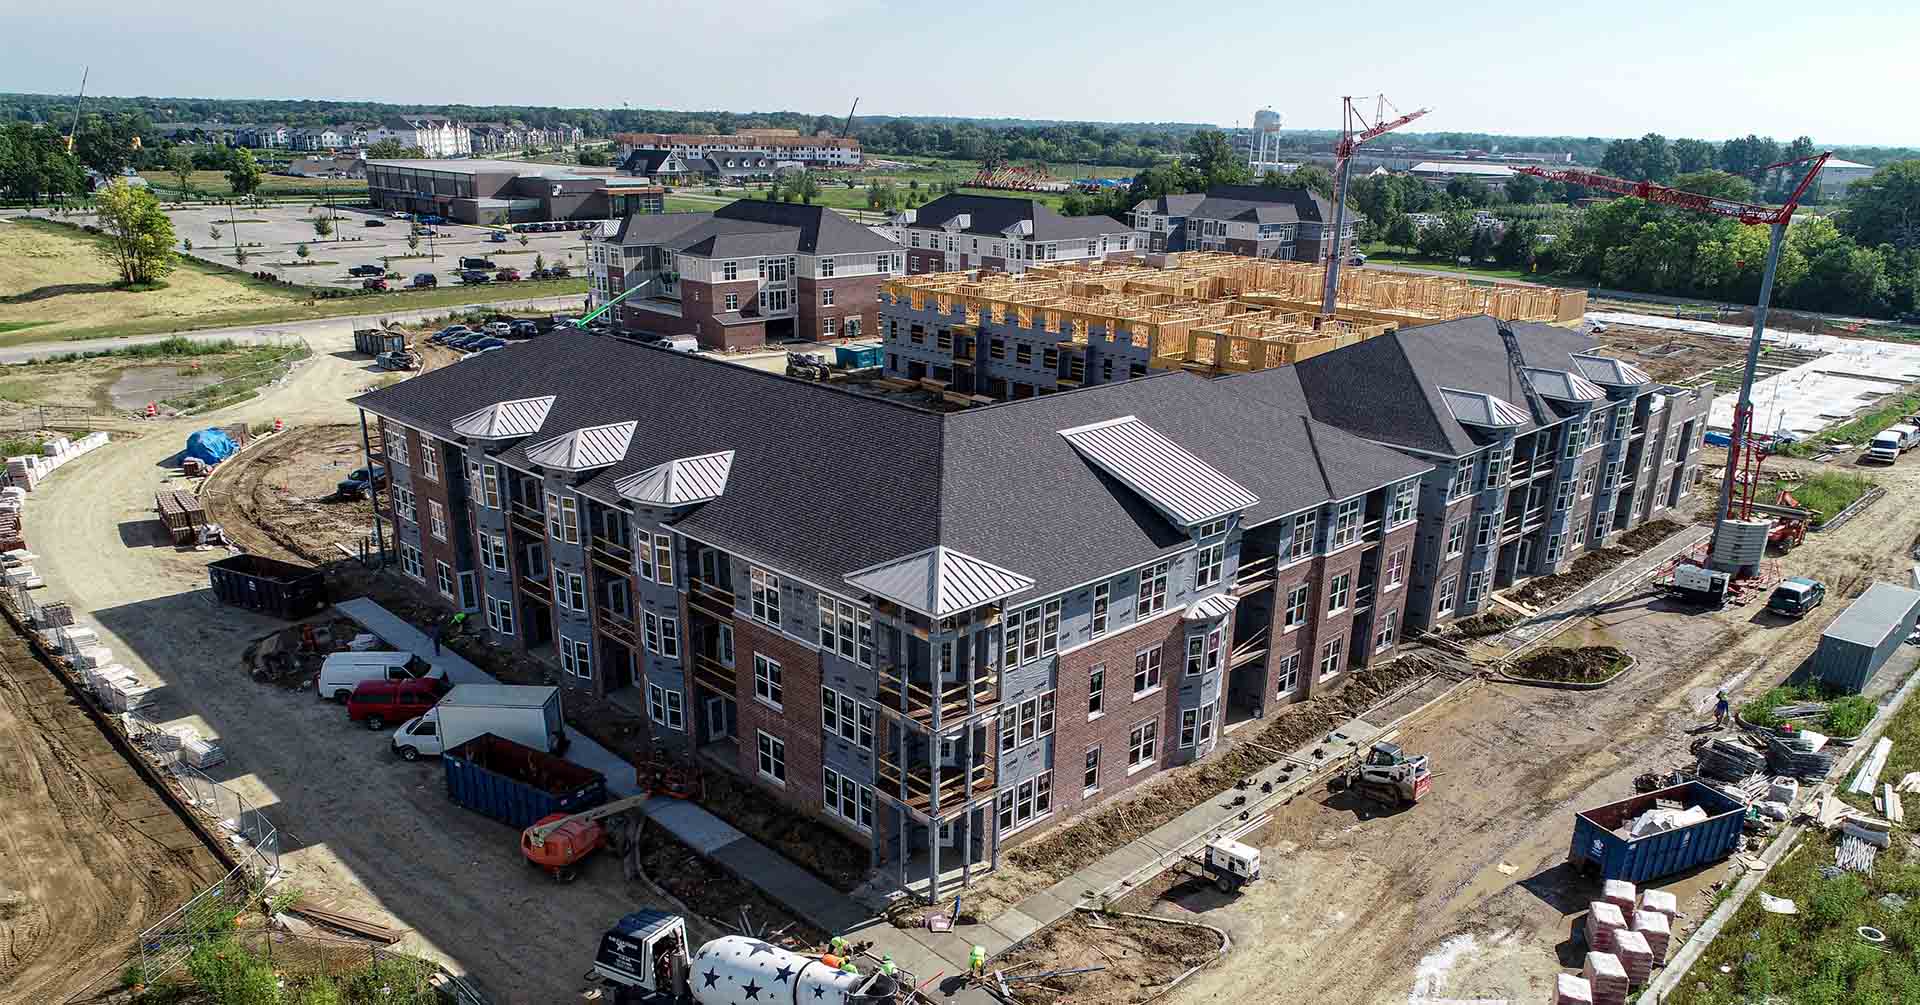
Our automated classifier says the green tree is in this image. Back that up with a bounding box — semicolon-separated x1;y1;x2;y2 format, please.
1386;213;1418;254
1504;173;1541;205
519;233;530;248
1185;130;1250;188
226;148;262;198
1673;138;1716;174
209;223;222;242
1838;160;1920;251
1672;170;1755;202
296;242;310;259
92;179;176;285
577;146;610;167
1277;165;1334;199
1446;176;1492;207
365;139;426;159
313;215;333;238
534;252;545;272
406;234;420;253
1494;220;1541;270
167;147;195;196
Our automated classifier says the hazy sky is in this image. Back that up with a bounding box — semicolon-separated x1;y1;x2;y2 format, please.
4;0;1915;145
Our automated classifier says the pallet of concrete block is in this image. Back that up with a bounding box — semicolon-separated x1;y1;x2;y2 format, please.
1696;737;1766;782
1582;952;1629;1005
1766;729;1835;778
57;624;98;655
1553;972;1594;1005
1586;901;1626;952
154;490;207;545
33;597;70;628
165;724;226;770
1611;929;1653;987
5;455;44;490
1632;909;1670;962
0;513;25;554
83;664;129;695
4;562;43;589
0;486;23;513
103;675;153;712
71;645;113;669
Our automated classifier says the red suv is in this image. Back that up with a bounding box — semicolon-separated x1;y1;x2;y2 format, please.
346;677;447;730
495;267;521;282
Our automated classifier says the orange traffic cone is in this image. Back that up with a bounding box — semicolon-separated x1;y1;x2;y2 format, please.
273;417;284;433
145;402;157;418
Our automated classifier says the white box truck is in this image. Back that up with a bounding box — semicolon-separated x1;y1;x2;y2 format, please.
390;684;565;761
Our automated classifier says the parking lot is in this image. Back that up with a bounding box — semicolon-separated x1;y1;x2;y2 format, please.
150;204;603;289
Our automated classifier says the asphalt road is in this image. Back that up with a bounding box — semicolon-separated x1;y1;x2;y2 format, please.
0;292;587;365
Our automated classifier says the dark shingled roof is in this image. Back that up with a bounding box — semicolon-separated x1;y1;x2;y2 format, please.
1190;185;1348;225
905;193;1126;242
618;149;683;175
351;332;1428;597
1131;192;1207;216
610;201;897;257
713;200;899;255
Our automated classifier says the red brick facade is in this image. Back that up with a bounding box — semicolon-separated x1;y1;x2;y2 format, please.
906;250;948;274
729;619;827;821
380;420;462;609
680;278;767;351
797;274;883;341
1262;520;1419;707
1043;612;1190;837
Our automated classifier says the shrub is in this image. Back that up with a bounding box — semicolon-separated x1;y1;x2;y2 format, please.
1807;872;1868;928
1825;696;1877;736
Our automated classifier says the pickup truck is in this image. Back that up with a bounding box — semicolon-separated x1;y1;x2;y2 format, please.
348;264;384;277
336;465;388;499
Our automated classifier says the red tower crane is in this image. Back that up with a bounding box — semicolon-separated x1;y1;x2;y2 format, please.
1319;95;1430;316
1518;152;1832;563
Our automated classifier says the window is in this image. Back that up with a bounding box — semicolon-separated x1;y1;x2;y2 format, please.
1186;634;1208;676
1288;512;1317;562
1275;652;1300;696
819;256;835;278
1091;584;1110;637
716;623;734;666
822;317;838;337
990;338;1006;360
481;464;500;508
1546;532;1565;565
754;654;782;708
653;534;673;586
1483;446;1508;489
998;771;1053;833
483;534;508;572
1128;719;1158;770
1332;499;1362;547
750;568;780;626
1088;665;1105;716
486;595;514;635
1580;466;1598;497
1465;571;1486;606
436;561;454;598
821;767;873;832
1015;342;1033;365
400;543;423;579
1041;599;1061;656
394;486;417;523
1004;602;1048;667
1327;573;1351;613
1199;519;1228;538
394;429;412;465
1284;584;1310;630
721;260;738;281
1557;478;1576;511
1603;461;1621;493
419;441;438;481
756;731;786;783
560;635;592;679
1084;746;1101;794
1476;514;1496;548
1376;610;1399;652
428;500;446;540
1448;463;1474;500
555;570;585;612
1133;646;1162;696
1390;483;1416;526
844;317;861;338
1138;562;1169;616
821;288;835;307
1613;405;1629;439
648;684;684;730
1195;544;1224;589
1000;709;1018;752
1180;708;1199;748
817;597;869;665
1435;575;1457;614
724;292;738;311
1386;548;1407;588
820;686;873;750
1565;422;1584;458
637;529;655;580
1318;635;1345;680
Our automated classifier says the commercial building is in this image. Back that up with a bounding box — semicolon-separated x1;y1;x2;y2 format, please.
366;159;663;225
1128;186;1357;261
350;327;1432;898
585;200;902;350
889;194;1137;276
1817;158;1877;196
1409;161;1516;187
369;117;472;158
613;129;862;168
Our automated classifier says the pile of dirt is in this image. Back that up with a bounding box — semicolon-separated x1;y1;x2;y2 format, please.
993;912;1221;1005
1618;517;1685;553
1510;645;1630;684
634;820;826;949
1443;608;1520;640
239;616;365;689
202;424;373;565
1007;656;1436;882
699;769;871;892
1508;547;1634;609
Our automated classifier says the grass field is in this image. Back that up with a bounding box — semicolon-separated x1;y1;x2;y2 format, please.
141;170;370;200
0;218;585;346
1761;471;1876;519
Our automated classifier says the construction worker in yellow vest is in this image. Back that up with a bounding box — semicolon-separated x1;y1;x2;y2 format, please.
829;935;849;958
880;955;896;977
969;945;987;978
839;959;860;976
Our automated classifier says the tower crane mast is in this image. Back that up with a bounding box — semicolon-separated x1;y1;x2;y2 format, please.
1319;95;1430;317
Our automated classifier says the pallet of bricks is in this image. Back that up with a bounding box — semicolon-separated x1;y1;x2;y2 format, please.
5;432;110;491
1554;879;1673;1004
155;490;207;546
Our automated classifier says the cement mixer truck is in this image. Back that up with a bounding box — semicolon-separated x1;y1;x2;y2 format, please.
592;911;914;1005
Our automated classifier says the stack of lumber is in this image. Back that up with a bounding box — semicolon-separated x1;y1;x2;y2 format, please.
1632;909;1671;962
1586;901;1626;953
1767;731;1835;778
1698;738;1767;782
1583;952;1629;1005
1638;888;1679;922
1611;929;1654;987
1601;880;1637;915
1883;784;1906;825
1849;738;1894;795
1837;835;1878;873
287;900;402;944
1553;972;1594;1005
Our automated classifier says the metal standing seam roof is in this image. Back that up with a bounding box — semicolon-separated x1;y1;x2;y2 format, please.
843;545;1037;619
1439;388;1532;428
450;396;555;439
1823;583;1920;647
1186;593;1240;620
524;421;637;472
1570;354;1653;387
614;450;736;507
1059;416;1262;526
1524;368;1607;402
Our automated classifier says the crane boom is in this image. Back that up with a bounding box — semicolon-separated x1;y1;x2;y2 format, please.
841;98;860;139
1320;96;1430;317
64;66;88;154
1517;152;1830;226
524;794;652;848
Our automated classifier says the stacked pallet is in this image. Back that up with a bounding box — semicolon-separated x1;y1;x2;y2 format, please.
1586;901;1626;952
165;725;227;770
1553;972;1594;1005
1632;909;1670;962
1612;929;1654;986
0;512;25;554
0;486;23;513
37;600;73;627
1583;952;1629;1005
1601;879;1637;915
1697;738;1766;782
6;455;44;490
1767;731;1835;778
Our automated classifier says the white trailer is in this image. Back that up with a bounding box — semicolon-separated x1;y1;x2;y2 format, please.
390;683;565;759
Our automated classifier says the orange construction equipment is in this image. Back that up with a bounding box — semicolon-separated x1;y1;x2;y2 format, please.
643;755;701;800
520;794;651;880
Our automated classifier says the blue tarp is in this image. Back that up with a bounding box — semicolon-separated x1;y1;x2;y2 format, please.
183;428;237;467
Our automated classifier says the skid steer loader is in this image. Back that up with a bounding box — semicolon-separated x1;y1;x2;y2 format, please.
1328;740;1432;809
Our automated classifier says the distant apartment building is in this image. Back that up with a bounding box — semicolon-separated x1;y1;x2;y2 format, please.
236;124;291;149
889;194;1136;276
370;117;472;158
586;201;902;350
350;328;1431;899
612;129;862;168
1129;186;1356;262
289;128;345;151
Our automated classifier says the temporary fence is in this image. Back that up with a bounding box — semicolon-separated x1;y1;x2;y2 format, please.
0;405;106;435
123;707;279;877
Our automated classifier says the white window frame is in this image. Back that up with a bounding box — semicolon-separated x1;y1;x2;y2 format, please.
1132;646;1162;697
481;463;500;508
648;683;684;730
1275;652;1300;696
1476;514;1496;548
1465;571;1487;606
1087;664;1105;717
419;440;439;481
820;685;874;750
1138;561;1170;616
1375;609;1399;652
436;560;454;599
1332;499;1362;548
653;533;673;586
1327;572;1351;613
482;533;508;572
429;499;447;541
1195;543;1224;589
1318;635;1345;681
394;485;417;523
754;653;783;708
1386;548;1407;589
486;595;514;635
750;568;781;627
1389;483;1415;526
1091;583;1110;637
1127;719;1158;773
1084;746;1101;795
1435;575;1457;615
400;542;423;579
560;635;592;680
1284;583;1310;630
756;730;786;784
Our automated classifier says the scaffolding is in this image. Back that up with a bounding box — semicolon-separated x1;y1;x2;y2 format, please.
881;252;1588;374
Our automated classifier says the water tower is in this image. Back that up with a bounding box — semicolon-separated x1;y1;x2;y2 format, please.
1250;107;1283;173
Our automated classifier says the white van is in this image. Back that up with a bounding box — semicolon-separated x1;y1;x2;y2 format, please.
1866;424;1918;464
316;651;443;701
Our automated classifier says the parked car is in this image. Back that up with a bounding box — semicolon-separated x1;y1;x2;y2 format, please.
495;267;521;282
361;277;389;291
549;265;571;278
335;465;387;500
421;215;445;225
411;273;438;289
388;211;409;220
364;219;386;228
469;346;504;357
347;677;448;730
508;320;538;339
430;325;469;343
484;321;513;337
1768;577;1827;618
411;225;435;236
463;337;508;353
1348;253;1367;266
460;269;492;284
348;264;384;277
446;333;488;349
318;651;443;702
459;256;497;270
489;231;508;243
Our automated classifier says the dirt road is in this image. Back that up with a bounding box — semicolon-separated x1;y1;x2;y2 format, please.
0;627;220;1002
21;326;676;1002
1163;460;1920;1004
